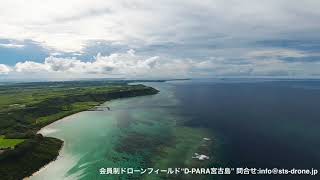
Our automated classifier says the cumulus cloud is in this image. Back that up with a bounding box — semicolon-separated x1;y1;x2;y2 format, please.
1;49;318;78
0;64;11;74
10;50;194;77
15;61;49;73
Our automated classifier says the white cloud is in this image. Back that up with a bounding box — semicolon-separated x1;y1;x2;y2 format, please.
3;49;319;79
0;43;24;48
15;61;49;73
11;50;188;77
247;49;307;59
0;0;319;52
0;64;11;74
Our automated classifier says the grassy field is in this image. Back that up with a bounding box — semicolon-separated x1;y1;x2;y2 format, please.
0;136;25;149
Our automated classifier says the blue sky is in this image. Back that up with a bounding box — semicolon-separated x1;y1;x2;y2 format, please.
0;0;320;79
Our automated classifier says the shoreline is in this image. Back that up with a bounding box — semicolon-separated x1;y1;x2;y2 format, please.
24;142;65;179
34;101;105;131
32;86;159;130
24;91;159;179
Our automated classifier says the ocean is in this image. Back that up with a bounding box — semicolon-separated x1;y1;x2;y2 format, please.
30;79;320;180
173;79;320;179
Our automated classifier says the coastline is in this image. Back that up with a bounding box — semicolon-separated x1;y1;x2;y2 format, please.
24;142;65;180
22;82;216;180
23;90;160;179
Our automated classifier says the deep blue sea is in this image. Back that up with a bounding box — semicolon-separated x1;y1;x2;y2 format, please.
171;79;320;180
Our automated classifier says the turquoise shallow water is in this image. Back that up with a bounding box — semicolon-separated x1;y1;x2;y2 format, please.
30;83;181;180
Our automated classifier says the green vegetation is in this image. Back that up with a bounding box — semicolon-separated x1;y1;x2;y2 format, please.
0;136;25;149
0;80;159;179
0;81;159;137
0;135;63;180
